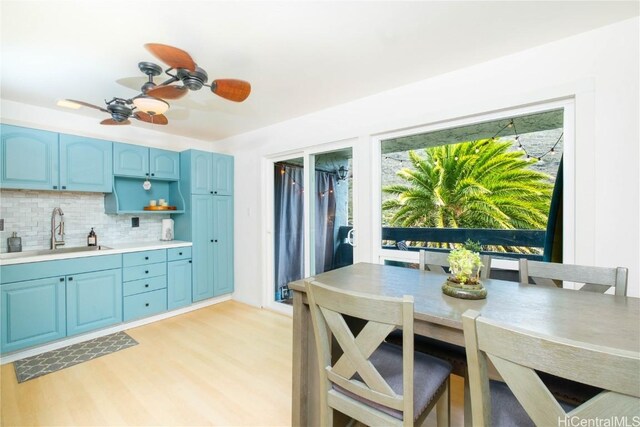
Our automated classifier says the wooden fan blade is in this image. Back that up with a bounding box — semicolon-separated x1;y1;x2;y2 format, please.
144;43;196;71
134;112;168;125
146;85;188;100
101;118;131;125
211;79;251;102
68;99;108;113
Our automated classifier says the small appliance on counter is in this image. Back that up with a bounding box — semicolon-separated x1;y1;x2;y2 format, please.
161;219;174;241
7;232;22;253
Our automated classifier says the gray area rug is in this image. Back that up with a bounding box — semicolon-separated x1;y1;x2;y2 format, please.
14;331;138;383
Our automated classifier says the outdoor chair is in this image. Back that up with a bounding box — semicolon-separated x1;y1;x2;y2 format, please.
306;280;452;427
462;309;639;426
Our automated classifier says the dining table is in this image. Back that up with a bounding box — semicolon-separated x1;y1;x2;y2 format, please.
289;262;640;426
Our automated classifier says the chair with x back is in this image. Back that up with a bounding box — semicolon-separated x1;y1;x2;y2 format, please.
306;280;452;427
518;259;628;296
462;309;640;426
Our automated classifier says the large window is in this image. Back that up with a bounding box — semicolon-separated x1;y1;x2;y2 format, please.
380;108;564;261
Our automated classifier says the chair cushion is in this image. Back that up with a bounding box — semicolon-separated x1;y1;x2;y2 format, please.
490;380;577;427
387;330;468;377
333;342;452;421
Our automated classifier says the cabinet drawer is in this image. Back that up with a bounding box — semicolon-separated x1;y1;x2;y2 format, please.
122;250;166;267
123;263;166;282
123;275;167;297
167;247;191;261
123;289;167;322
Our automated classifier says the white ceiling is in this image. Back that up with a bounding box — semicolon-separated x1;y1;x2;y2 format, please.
1;1;638;142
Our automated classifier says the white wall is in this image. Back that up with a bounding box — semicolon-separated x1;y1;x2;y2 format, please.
212;17;640;304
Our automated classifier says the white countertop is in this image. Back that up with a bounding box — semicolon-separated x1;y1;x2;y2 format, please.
0;240;192;266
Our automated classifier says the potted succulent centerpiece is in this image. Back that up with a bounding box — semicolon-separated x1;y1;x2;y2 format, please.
442;247;487;300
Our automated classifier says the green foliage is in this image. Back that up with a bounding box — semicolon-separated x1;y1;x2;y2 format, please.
463;239;482;252
382;139;553;253
448;248;483;284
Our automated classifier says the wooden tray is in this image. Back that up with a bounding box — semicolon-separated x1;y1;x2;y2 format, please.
143;206;177;211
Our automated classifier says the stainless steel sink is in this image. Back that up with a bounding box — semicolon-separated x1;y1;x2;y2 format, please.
0;245;112;260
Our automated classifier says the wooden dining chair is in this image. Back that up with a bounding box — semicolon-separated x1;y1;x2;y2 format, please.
462;309;640;426
306;280;452;427
518;259;628;296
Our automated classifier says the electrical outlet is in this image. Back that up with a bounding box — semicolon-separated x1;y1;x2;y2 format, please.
0;219;4;231
131;217;139;228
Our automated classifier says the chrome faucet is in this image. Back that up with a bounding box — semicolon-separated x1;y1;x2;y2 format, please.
51;207;65;249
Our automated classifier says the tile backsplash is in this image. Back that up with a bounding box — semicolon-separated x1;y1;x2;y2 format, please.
0;190;169;252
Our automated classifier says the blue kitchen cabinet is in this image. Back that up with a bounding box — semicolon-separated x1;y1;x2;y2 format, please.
168;258;193;309
0;124;59;191
211;154;234;196
150;148;179;180
66;269;122;336
1;276;66;353
113;142;149;178
114;143;180;180
191;195;215;301
175;150;234;301
213;196;234;296
59;134;113;192
180;150;233;195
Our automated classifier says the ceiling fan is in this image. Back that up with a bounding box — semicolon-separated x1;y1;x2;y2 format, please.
65;97;168;125
142;43;251;103
63;43;250;126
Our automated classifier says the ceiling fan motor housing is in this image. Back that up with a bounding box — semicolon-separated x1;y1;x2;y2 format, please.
107;102;133;122
177;67;208;90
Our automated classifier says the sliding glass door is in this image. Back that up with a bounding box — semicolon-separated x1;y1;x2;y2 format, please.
267;145;354;310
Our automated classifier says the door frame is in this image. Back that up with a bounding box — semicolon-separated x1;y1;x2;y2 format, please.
262;138;358;313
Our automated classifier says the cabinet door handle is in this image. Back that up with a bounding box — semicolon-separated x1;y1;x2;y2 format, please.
145;303;150;307
210;239;214;243
53;185;58;189
151;173;155;177
68;277;73;281
145;256;149;260
59;277;65;282
178;252;182;255
145;284;149;288
214;239;218;243
214;191;218;195
210;191;213;194
145;270;149;274
188;260;192;264
62;186;66;189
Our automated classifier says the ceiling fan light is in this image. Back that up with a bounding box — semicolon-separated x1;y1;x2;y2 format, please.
133;96;169;115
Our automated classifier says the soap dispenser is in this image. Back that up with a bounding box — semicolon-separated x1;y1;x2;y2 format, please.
87;228;97;247
7;232;22;253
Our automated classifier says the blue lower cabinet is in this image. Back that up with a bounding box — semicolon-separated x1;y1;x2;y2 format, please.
123;289;167;321
1;277;66;353
168;259;192;310
66;269;122;336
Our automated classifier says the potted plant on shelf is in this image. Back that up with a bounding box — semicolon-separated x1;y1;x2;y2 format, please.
442;247;487;299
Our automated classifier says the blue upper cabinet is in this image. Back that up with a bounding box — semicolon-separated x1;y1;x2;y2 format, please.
113;143;149;178
149;148;179;180
59;134;112;192
114;143;179;181
0;124;59;191
211;154;234;195
181;150;233;195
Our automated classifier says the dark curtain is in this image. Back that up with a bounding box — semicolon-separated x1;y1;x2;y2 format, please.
273;164;338;299
314;171;337;274
274;164;304;298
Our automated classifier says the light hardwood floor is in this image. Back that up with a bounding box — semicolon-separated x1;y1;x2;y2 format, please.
1;301;464;426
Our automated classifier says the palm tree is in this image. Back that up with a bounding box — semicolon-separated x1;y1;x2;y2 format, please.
382;139;553;252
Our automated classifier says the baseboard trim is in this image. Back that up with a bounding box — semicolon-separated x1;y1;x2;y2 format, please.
1;294;232;365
